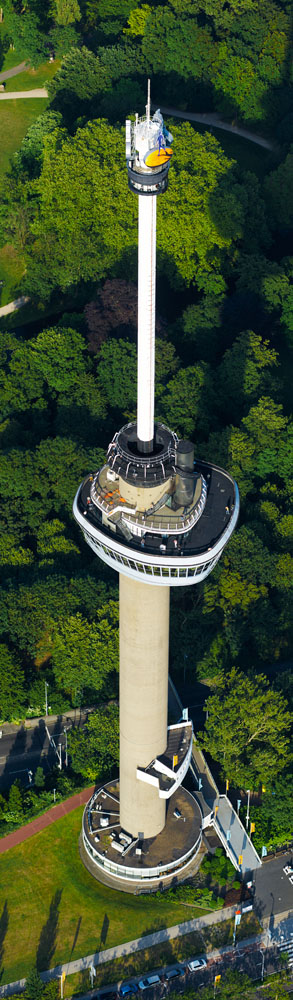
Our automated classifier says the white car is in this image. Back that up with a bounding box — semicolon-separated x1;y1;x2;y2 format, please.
138;976;161;990
283;865;293;876
187;958;207;973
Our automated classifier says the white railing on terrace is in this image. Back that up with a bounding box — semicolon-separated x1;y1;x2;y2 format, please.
90;473;207;537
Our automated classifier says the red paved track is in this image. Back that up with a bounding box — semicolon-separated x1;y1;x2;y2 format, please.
0;785;94;855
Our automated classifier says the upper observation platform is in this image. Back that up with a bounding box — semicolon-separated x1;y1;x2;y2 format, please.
73;421;239;586
126;88;173;196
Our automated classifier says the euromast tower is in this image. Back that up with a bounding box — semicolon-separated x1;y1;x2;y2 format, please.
73;87;239;890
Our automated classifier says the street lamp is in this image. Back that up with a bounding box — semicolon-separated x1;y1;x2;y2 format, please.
64;728;68;767
246;789;250;830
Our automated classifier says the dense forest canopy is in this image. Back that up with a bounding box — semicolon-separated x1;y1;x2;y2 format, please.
0;0;292;839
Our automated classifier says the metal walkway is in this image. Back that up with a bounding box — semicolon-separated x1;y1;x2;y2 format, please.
213;794;261;875
168;679;261;876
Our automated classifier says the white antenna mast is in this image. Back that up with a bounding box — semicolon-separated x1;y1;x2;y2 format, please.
146;78;151;124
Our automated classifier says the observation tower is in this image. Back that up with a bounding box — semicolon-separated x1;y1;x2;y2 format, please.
73;84;239;890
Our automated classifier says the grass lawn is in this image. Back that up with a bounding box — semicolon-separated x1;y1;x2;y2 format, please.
0;807;211;987
0;243;26;306
0;97;47;304
0;97;48;182
5;60;61;92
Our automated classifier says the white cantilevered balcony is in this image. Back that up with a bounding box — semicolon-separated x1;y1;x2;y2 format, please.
136;721;193;799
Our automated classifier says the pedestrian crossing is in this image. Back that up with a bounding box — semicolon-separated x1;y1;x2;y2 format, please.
277;938;293;966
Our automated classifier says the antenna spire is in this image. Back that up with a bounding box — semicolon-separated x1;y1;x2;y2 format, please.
146;78;151;124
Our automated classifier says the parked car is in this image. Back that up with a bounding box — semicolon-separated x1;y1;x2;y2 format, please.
187;958;207;973
163;967;185;981
119;985;138;997
138;975;161;990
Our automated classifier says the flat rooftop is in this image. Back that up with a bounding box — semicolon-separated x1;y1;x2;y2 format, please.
84;782;202;872
78;459;237;557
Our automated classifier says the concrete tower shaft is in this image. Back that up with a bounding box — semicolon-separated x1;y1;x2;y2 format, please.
119;575;169;838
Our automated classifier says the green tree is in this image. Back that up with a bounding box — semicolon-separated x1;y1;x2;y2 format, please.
34;766;45;789
51;602;119;703
29;327;87;393
26;120;137;299
97;339;137;413
158;362;214;438
0;645;26;721
52;0;81;25
68;704;119;780
25;967;44;1000
264;148;293;230
36;520;79;562
217;331;279;422
13;111;63;179
48;47;109;104
198;667;291;788
8;782;23;822
3;2;49;65
250;774;293;851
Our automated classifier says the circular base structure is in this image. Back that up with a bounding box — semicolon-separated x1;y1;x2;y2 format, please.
81;781;202;892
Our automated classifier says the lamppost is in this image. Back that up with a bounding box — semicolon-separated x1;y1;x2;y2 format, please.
64;727;68;767
246;788;250;830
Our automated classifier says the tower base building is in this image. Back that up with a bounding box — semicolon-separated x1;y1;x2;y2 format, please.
73;91;239;891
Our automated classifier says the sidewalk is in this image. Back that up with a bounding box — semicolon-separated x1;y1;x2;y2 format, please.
0;295;30;317
0;785;94;855
0;904;262;996
0;89;48;99
0;62;28;82
0;705;96;736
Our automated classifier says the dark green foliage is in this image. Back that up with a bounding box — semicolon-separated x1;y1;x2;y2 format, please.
0;645;26;722
25;968;44;1000
250;775;293;851
68;704;119;780
34;767;45;789
198;667;291;788
8;782;23;821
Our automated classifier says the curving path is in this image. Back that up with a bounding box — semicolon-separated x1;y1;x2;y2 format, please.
0;295;30;317
158;105;274;150
0;61;28;82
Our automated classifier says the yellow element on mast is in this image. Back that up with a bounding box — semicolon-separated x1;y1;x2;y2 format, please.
144;147;173;168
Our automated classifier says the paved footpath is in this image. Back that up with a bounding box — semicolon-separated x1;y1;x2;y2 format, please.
0;785;94;855
159;105;275;150
0;295;30;317
0;61;28;82
0;89;48;99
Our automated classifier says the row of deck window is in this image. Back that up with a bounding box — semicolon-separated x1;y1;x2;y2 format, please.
83;529;217;578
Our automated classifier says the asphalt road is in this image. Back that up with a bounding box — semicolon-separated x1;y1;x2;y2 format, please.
254;855;293;920
0;711;90;789
71;945;281;1000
